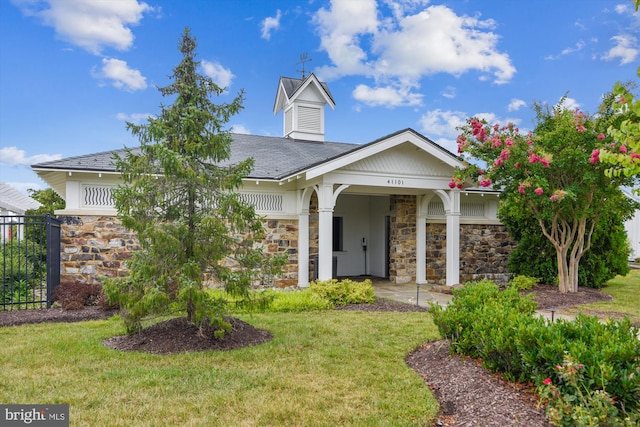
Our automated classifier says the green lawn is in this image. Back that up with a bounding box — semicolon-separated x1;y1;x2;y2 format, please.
0;310;440;426
569;269;640;323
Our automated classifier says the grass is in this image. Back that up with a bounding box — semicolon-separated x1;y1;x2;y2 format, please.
569;269;640;323
0;310;440;426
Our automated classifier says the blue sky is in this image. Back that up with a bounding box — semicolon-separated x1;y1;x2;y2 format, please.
1;0;639;194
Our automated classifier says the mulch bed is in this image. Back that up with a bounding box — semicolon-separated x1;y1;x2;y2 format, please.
0;286;617;426
103;316;272;355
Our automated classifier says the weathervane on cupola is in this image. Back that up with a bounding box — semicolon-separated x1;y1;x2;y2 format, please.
297;52;312;78
273;54;335;142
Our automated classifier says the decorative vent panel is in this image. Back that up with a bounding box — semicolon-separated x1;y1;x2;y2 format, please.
83;185;115;207
427;199;486;217
298;106;321;132
240;193;283;212
461;202;485;217
427;200;445;216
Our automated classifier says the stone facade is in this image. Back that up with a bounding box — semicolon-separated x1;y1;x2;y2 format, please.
59;216;139;285
389;195;417;284
390;195;516;285
58;193;515;287
427;223;516;285
59;215;303;287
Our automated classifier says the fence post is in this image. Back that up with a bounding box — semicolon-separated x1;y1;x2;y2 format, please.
46;215;61;308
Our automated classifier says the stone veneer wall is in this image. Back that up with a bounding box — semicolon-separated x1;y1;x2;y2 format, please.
60;215;302;287
426;223;516;285
59;216;139;285
389;195;516;285
389;195;417;284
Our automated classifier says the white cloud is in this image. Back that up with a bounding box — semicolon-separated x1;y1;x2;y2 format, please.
201;60;235;89
418;109;524;152
230;124;251;134
556;97;581;111
12;0;151;55
352;83;422;107
0;146;62;166
261;9;282;40
116;112;152;124
93;58;147;91
508;98;526;112
418;109;468;140
441;86;456;99
601;34;639;65
312;1;515;108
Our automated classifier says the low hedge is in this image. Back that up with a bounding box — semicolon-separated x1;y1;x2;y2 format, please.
430;280;640;425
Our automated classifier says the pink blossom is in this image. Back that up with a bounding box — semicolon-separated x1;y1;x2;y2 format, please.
456;183;464;189
598;133;605;140
477;168;485;175
514;163;520;169
518;184;526;194
543;378;552;385
505;138;513;147
540;158;550;168
490;135;502;148
448;180;456;189
589;149;600;165
494;159;503;167
477;127;487;142
576;125;586;132
535;187;543;196
493;124;499;131
500;149;510;161
620;145;628;153
479;178;492;187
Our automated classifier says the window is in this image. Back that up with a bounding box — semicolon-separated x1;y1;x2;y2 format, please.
333;217;343;251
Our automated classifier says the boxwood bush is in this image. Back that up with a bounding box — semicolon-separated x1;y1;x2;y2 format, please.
430;280;640;424
309;278;375;306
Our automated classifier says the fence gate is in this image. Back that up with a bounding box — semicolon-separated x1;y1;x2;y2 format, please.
1;215;61;310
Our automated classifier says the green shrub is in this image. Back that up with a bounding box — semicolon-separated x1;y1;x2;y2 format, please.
431;279;640;422
267;290;333;312
509;275;539;291
206;288;333;313
309;279;374;306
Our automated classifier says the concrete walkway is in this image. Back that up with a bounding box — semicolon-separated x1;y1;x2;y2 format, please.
372;281;576;322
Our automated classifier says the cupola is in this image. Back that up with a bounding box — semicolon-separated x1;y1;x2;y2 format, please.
273;73;335;142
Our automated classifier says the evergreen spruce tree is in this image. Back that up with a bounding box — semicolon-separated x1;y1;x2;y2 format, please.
105;28;285;335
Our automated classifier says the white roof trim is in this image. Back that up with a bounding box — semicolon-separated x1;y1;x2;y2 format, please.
273;74;335;115
304;130;463;180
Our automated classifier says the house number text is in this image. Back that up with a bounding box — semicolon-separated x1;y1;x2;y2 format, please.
387;178;404;185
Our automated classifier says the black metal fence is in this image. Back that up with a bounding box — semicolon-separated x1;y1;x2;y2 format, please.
1;215;61;310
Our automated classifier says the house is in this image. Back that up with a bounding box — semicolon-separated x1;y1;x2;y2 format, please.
0;182;41;242
31;74;513;287
624;190;640;261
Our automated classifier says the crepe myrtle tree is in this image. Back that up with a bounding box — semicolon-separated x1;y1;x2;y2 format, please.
452;96;636;294
599;67;640;192
104;28;286;335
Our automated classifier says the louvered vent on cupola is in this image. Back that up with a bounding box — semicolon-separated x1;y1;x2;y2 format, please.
273;73;335;142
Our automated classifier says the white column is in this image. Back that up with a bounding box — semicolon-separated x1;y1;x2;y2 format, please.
297;209;310;287
416;196;427;284
445;189;461;286
317;184;335;281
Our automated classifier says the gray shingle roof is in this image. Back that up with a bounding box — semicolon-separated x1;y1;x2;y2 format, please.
279;75;335;105
31;133;359;180
31;129;460;181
